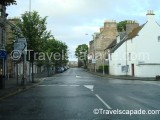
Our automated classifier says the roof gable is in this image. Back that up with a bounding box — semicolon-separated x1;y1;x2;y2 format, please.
109;23;146;53
127;23;146;40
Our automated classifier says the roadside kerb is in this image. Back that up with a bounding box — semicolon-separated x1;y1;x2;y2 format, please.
86;70;157;81
0;78;45;101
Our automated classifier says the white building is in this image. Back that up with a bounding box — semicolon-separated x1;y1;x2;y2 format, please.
108;10;160;77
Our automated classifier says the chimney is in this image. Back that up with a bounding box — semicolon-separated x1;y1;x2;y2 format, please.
126;20;139;34
104;20;116;29
100;27;104;33
146;10;155;22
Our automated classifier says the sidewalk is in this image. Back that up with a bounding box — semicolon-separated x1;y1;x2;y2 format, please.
0;72;48;101
86;70;158;81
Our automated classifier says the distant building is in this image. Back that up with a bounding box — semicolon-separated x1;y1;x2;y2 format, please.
68;61;78;67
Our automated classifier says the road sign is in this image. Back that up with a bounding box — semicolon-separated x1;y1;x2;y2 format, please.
0;50;7;59
92;59;96;63
14;37;27;55
88;53;93;60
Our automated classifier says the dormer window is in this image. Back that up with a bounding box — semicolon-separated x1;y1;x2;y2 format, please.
158;36;160;42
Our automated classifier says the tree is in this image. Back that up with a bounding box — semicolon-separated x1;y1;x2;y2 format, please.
17;11;52;52
43;39;68;67
117;20;127;32
75;44;88;68
0;0;17;6
14;11;52;81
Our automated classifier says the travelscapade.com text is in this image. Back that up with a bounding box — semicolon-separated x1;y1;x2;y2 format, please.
93;108;160;116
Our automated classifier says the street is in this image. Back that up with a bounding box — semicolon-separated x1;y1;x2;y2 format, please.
0;68;160;120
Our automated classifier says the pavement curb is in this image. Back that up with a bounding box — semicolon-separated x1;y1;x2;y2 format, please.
86;70;157;81
0;78;45;101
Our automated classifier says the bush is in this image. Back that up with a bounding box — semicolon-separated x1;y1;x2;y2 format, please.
98;65;109;74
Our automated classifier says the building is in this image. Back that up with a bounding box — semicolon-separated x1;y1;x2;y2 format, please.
0;4;7;76
108;10;160;77
68;61;78;68
88;20;117;72
5;18;19;77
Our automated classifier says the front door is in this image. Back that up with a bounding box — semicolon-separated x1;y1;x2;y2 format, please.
131;64;134;77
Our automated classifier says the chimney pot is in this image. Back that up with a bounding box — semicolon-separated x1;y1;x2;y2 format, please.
147;10;155;15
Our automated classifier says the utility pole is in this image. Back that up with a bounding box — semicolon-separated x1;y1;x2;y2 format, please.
29;0;31;13
28;0;34;83
92;34;96;72
125;40;128;76
103;49;105;76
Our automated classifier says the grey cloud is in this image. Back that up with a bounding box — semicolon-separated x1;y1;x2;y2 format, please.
6;0;160;61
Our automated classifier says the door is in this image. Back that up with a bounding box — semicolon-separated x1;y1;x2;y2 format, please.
131;64;134;77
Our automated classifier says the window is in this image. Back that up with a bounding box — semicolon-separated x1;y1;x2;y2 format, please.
110;53;112;61
158;36;160;42
129;53;131;61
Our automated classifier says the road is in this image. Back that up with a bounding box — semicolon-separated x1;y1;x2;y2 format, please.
0;68;160;120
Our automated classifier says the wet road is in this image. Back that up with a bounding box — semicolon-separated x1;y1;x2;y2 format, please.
0;68;160;120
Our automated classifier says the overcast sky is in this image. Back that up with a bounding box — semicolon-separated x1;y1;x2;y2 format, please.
6;0;160;61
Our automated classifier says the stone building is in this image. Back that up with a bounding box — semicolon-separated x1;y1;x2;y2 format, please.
5;18;19;77
88;20;117;72
0;4;7;76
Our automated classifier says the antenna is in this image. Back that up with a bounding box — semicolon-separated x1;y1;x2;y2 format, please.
29;0;31;13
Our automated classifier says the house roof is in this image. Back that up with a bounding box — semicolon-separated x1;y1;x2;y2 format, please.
110;35;127;53
106;39;117;49
127;23;145;40
106;32;126;50
109;23;146;53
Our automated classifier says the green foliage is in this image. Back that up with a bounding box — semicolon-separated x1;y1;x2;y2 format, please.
117;20;127;32
75;44;88;68
17;11;52;52
0;0;17;6
98;65;109;74
40;38;68;67
75;44;88;59
14;11;68;67
5;43;13;54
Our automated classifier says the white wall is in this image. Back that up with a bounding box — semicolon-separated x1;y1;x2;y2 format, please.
109;41;128;75
109;14;160;77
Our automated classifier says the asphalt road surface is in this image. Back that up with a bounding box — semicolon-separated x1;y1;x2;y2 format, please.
0;68;160;120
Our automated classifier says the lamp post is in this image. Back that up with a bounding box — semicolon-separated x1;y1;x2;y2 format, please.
92;34;96;72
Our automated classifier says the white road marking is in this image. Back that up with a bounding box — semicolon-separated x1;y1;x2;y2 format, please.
47;85;56;86
58;85;68;86
84;85;94;91
38;84;80;87
39;85;46;86
76;75;81;78
95;94;112;109
70;85;80;87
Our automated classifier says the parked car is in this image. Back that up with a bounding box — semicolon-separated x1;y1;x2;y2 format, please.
56;67;64;73
63;66;68;71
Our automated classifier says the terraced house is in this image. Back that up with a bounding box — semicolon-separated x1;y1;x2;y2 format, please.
108;10;160;77
88;20;117;72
